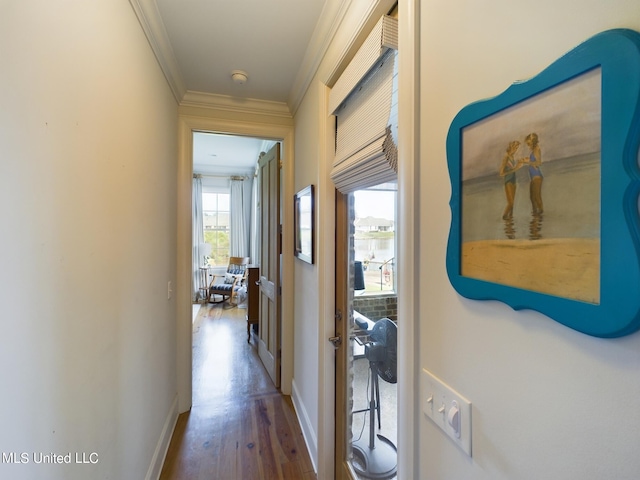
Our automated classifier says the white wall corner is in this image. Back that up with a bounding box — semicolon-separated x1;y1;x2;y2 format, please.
292;379;319;474
145;394;179;480
128;0;186;103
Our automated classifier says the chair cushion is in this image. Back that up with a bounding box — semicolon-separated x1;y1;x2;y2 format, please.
224;273;244;284
210;284;234;293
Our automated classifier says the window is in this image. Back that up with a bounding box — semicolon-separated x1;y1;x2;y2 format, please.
353;183;396;294
202;192;230;266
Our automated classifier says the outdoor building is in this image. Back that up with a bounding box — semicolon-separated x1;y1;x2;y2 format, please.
354;216;395;233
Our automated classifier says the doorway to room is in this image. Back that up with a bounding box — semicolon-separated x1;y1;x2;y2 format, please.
191;132;282;388
176;115;295;413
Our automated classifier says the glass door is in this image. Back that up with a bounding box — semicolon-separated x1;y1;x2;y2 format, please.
336;183;398;480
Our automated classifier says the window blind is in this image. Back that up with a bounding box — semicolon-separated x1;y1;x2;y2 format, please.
329;15;398;194
328;15;398;114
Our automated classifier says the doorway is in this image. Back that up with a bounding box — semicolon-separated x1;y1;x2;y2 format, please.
176;114;295;413
192;133;282;388
335;183;399;480
330;2;419;477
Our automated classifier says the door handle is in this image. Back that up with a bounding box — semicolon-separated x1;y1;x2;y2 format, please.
328;335;342;348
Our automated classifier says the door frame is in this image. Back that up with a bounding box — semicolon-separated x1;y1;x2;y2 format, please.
176;113;295;412
333;190;350;479
395;1;420;476
321;0;420;478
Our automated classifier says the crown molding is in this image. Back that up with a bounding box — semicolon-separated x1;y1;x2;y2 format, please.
181;91;292;119
129;0;392;117
129;0;186;103
287;0;353;116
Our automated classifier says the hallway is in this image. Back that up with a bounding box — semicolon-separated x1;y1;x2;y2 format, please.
160;304;315;480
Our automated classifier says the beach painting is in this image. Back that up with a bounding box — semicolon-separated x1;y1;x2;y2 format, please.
446;29;640;337
459;68;601;304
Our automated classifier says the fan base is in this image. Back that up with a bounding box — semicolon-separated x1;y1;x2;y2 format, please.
352;434;397;479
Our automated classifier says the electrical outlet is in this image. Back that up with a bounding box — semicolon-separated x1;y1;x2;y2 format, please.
422;368;472;456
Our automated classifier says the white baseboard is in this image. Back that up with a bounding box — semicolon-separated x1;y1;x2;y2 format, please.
145;394;179;480
291;379;318;474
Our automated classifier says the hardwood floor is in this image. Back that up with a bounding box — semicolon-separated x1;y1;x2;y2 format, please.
160;304;316;480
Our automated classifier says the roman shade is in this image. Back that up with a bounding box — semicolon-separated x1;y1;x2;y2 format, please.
330;15;398;194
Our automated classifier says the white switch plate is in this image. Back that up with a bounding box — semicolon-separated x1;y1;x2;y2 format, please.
422;368;472;456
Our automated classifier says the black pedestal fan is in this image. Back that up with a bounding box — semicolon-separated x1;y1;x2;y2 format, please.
352;317;398;479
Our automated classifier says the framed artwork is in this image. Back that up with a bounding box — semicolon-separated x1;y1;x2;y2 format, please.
294;185;314;264
446;29;640;337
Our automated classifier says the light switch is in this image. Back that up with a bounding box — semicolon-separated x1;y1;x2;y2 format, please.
422;368;472;456
447;401;460;438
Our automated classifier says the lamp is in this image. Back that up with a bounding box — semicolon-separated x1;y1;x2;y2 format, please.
199;242;212;266
354;260;365;291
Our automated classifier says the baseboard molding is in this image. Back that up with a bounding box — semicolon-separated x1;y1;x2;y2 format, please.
145;394;179;480
291;379;318;474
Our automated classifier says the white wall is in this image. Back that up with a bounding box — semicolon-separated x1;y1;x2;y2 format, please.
292;82;322;468
419;1;640;479
0;2;178;479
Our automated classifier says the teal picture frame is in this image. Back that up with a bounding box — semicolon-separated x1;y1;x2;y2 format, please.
446;29;640;337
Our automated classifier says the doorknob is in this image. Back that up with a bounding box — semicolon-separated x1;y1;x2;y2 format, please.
328;335;342;348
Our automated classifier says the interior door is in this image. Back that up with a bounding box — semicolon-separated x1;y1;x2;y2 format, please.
257;143;281;388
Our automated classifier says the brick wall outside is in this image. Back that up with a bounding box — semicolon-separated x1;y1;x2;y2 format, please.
353;294;397;322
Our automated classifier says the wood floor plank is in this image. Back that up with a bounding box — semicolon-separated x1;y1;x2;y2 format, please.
239;400;262;480
160;304;316;480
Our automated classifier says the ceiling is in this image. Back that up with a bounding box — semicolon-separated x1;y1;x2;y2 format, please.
133;0;339;175
155;0;327;103
192;132;272;177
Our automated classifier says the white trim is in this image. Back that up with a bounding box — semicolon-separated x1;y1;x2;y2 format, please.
292;379;318;474
177;113;295;412
145;394;179;480
128;0;186;103
129;0;353;117
181;91;292;118
316;81;337;480
177;118;194;412
396;0;420;478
